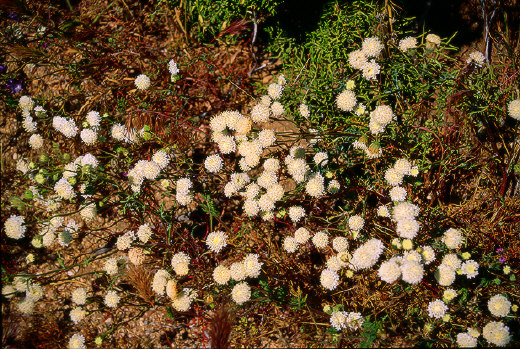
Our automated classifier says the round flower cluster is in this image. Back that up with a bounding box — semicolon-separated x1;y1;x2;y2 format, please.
288;206;306;223
349;238;384;270
53;116;78;138
313;152;328;166
172;288;197;312
286;157;309;183
361;60;381;80
427;299;448;319
488;294;511;317
28;134;43;149
19;95;34;111
171;251;190;276
336;90;357;112
328;179;340;194
426;33;441;46
435;264;457;286
206;230;228;253
205;154;223;173
4;215;26;239
86;111;101;128
305;173;325;198
398;36;417;52
392;201;420;222
389;186;407;202
361;37;383;57
466;51;486;67
104;258;119;276
312;231;329;249
267;83;283;100
176;177;193;206
152;269;170;295
137;223;153;243
460;260;479;279
104;290;120;308
508;99;520;120
72;288;87;305
332;236;349;252
168;59;179;75
456;331;478;347
68;333;85;349
54;177;76;200
23;115;37;132
213;265;231;285
116;231;135;251
299;103;310;117
369;105;394;135
294;227;311;244
283;236;299;253
483;321;510;346
320;269;340;290
128;247;145;265
135;74;151;90
251;103;271;123
378;260;401;283
70;307;86;324
443;288;458;303
80;129;97;145
442;228;464;249
152;150;170;170
400;260;424;284
232;282;251;305
348;215;364;232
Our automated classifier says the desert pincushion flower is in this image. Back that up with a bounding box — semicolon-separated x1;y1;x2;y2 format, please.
134;74;151;90
320;269;340;290
442;228;464;249
205;154;223;173
507;98;520;120
427;299;448;319
104;290;120;308
488;294;511;317
466;51;486;67
399;36;417;52
19;95;34;110
68;333;85;349
243;253;263;278
330;311;348;331
28;134;43;149
312;231;329;249
213;265;231;285
483;321;510;346
288;205;306;223
206;230;228;253
70;307;86;324
171;252;191;276
72;288;87;305
378;260;401;283
4;215;26;239
232;282;251;305
336;90;357;112
283;236;299;253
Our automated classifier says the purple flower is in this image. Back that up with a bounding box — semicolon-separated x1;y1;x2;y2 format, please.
6;79;22;94
0;65;6;74
499;257;505;263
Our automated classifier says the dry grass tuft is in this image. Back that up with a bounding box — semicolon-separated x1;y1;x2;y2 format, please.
207;305;233;349
126;264;155;305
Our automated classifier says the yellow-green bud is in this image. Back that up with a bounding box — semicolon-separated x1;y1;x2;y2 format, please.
39;153;49;162
31;235;43;248
461;252;471;260
62;153;71;162
23;190;33;200
29;161;36;169
402;239;413;250
34;173;45;184
67;177;77;186
141;131;152;141
325;171;333;179
26;253;35;264
346;80;355;90
95;337;103;346
503;266;511;275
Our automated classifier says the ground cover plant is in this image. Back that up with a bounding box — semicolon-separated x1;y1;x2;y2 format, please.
1;0;519;348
